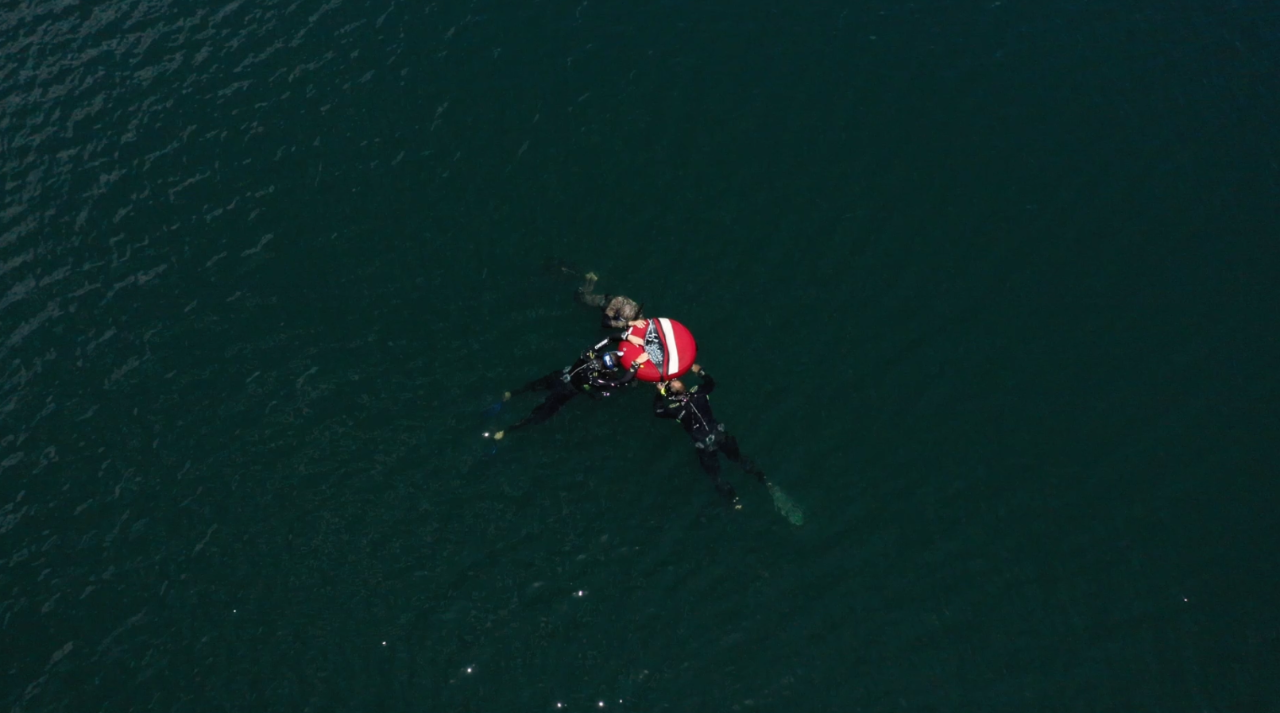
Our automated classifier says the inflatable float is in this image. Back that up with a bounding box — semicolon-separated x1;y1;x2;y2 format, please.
618;318;697;383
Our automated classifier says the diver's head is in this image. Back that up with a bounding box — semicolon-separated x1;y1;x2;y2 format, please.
664;379;687;395
601;351;622;370
605;295;642;322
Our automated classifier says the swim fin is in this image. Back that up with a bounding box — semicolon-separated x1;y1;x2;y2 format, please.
767;482;804;526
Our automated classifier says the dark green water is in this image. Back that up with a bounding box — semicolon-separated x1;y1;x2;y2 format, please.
3;1;1278;711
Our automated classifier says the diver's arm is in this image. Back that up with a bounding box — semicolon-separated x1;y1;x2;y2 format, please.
653;393;678;419
697;371;715;395
613;362;641;385
587;335;628;358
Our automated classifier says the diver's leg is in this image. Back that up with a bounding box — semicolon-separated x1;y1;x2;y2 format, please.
697;448;739;505
721;436;767;484
507;389;576;432
509;371;562;398
576;272;606;308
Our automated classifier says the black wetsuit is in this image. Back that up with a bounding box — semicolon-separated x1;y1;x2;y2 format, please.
507;338;638;433
653;371;766;504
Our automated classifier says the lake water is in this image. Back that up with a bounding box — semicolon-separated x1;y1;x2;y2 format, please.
3;1;1278;711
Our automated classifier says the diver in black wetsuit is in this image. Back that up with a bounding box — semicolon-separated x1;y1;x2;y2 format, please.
653;364;767;508
488;336;649;440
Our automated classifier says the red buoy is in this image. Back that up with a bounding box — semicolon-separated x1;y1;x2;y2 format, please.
618;318;697;383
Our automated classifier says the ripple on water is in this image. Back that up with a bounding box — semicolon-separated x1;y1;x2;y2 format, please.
2;0;493;709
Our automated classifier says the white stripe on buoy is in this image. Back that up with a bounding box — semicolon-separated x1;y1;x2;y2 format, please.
658;318;680;378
